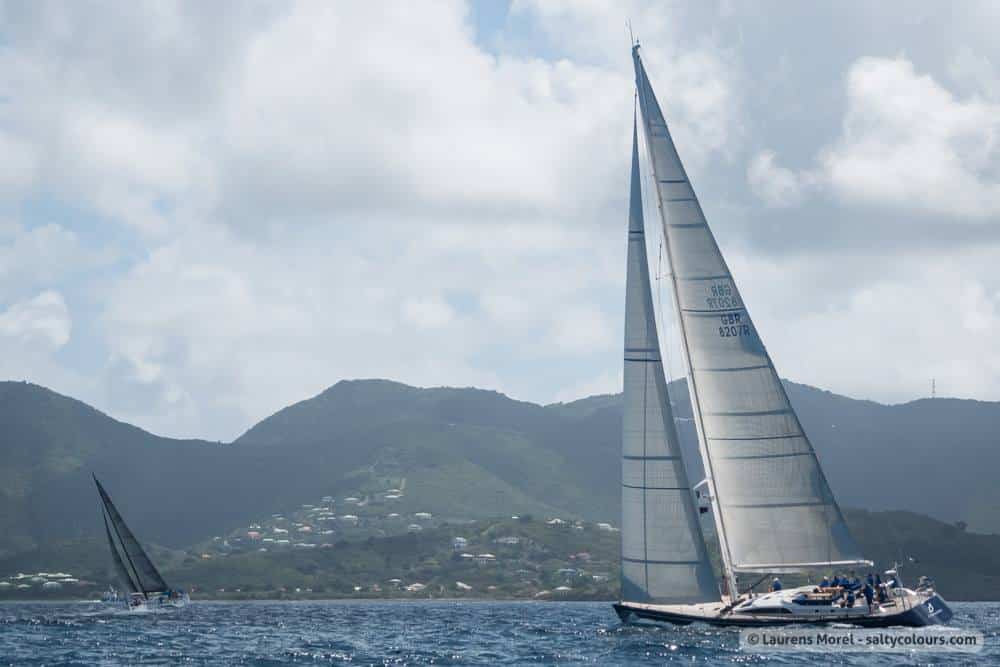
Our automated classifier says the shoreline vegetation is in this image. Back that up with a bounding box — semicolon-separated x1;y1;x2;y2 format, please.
3;511;1000;603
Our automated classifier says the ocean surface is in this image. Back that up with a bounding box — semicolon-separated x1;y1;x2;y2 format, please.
0;600;996;665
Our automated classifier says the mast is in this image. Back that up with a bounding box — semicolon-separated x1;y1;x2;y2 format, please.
632;46;738;600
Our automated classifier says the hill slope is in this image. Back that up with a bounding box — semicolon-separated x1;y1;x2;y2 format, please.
0;382;390;553
0;377;997;559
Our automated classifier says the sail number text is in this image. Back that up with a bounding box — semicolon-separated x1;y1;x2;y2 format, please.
718;312;751;338
706;283;742;310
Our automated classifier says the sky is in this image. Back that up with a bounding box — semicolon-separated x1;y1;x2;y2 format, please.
1;1;998;441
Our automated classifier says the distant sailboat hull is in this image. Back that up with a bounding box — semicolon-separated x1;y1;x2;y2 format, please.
615;588;953;628
117;591;190;612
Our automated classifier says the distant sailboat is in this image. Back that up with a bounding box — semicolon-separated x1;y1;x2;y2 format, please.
95;475;189;611
614;44;951;627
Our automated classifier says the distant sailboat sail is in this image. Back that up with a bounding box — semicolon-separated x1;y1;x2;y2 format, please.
621;114;718;604
95;476;169;596
102;510;139;594
632;46;869;582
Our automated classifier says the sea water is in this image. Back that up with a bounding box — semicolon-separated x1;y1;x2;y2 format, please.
0;600;996;665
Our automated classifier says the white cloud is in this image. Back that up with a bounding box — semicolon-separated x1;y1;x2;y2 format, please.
948;47;1000;101
512;0;743;171
0;222;91;301
722;245;1000;405
0;290;71;348
821;56;1000;219
402;297;455;330
746;150;810;208
0;131;38;193
548;304;614;354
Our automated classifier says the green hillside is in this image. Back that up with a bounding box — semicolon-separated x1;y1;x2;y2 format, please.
0;376;998;563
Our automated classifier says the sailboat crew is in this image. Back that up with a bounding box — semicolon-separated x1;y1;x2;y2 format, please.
863;582;875;612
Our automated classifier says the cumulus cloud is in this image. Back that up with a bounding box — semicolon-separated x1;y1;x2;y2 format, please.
0;290;71;348
821;56;1000;219
0;222;85;299
754;56;1000;221
759;254;1000;403
746;150;811;208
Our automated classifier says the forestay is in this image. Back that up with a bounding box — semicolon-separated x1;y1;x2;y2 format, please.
632;46;869;573
621;116;718;604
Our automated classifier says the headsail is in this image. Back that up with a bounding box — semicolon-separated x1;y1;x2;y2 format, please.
102;510;139;594
632;46;870;579
94;476;169;595
621;113;718;604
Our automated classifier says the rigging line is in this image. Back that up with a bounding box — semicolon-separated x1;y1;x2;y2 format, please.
639;110;677;394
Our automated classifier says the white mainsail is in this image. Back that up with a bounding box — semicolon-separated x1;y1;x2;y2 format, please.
621;114;718;604
632;45;870;582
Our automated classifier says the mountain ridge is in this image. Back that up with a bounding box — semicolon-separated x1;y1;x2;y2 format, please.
0;377;997;560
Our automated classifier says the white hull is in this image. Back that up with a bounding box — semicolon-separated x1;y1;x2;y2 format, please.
122;592;190;612
616;585;952;628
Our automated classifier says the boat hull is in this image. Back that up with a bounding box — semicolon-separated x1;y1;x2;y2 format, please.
614;593;952;628
121;592;190;612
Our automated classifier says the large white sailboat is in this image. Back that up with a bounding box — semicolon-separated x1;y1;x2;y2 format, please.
614;45;952;628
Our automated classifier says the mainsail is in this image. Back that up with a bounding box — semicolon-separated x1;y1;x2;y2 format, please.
632;46;869;583
94;476;169;596
621;114;718;604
